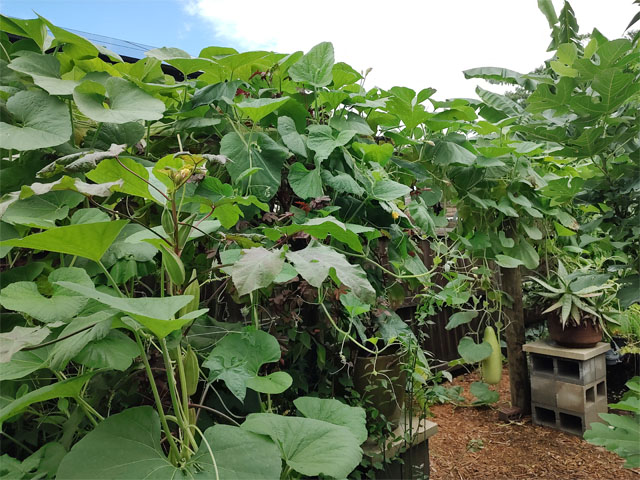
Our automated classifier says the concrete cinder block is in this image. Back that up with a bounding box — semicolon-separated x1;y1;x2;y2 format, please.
594;354;606;380
532;403;558;428
529;353;555;377
531;375;556;406
556;382;588;411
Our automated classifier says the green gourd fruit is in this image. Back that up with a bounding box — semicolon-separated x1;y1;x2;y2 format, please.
481;326;502;385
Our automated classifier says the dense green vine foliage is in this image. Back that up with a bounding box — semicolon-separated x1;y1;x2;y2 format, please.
0;2;638;477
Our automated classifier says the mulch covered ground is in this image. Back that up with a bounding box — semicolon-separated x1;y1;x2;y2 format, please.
428;367;639;480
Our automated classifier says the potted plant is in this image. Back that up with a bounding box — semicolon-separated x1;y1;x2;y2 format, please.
528;261;615;348
333;291;421;429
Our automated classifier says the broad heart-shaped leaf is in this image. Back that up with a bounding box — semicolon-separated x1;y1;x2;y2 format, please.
288;41;334;88
470;381;499;405
2;190;83;229
0;326;50;363
0;373;94;424
0;90;71;151
279;216;363;253
47;311;114;371
54;282;199;339
190;424;283;479
73;330;139;371
237;96;290;122
294;396;367;444
0;347;50;381
286;242;375;303
0;15;48;51
222;131;290;201
288;162;323;199
433;141;476;166
0;220;128;262
8;51;78;95
495;254;524;269
370;179;412;201
203;329;283;402
87;157;156;201
229;247;285;296
277;116;307;158
353;142;394;166
242;413;362;478
307;125;356;162
445;311;478;331
0;267;94;324
58;406;281;479
457;336;493;363
56;407;175;480
73;77;165;124
584;413;640;468
246;371;293;395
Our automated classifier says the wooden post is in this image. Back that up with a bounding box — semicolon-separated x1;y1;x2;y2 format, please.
501;220;531;414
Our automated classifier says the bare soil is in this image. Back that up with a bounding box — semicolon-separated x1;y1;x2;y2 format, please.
428;367;639;480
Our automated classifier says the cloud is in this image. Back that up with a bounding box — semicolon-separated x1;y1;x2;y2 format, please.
183;0;637;99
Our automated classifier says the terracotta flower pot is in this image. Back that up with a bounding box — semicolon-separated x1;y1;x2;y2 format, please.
547;315;603;348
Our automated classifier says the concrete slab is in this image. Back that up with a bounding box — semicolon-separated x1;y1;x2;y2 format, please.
363;417;438;462
523;340;610;361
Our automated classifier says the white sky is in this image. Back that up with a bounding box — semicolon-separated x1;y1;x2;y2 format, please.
183;0;636;100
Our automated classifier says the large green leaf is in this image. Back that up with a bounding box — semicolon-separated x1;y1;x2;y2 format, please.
457;336;493;363
445;311;478;331
190;424;282;479
433;141;476;166
307;125;356;162
246;371;293;395
73;330;139;371
8;51;78;95
386;86;430;130
288;163;323;199
370;179;412;201
0;326;50;363
476;86;522;117
294;396;367;444
0;90;71;150
242;413;362;478
584;413;640;468
526;76;574;115
56;407;177;480
0;267;94;323
86;157;156;201
203;329;285;401
278;216;364;253
0;220;128;261
288;42;334;88
40;15;122;61
54;282;201;338
463;66;536;90
237;96;290;122
229;247;284;296
222;132;290;201
286;242;375;303
0;15;48;51
3;190;84;229
145;47;214;75
73;77;165;124
277;116;307;157
0;347;50;381
47;311;114;370
0;373;94;424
